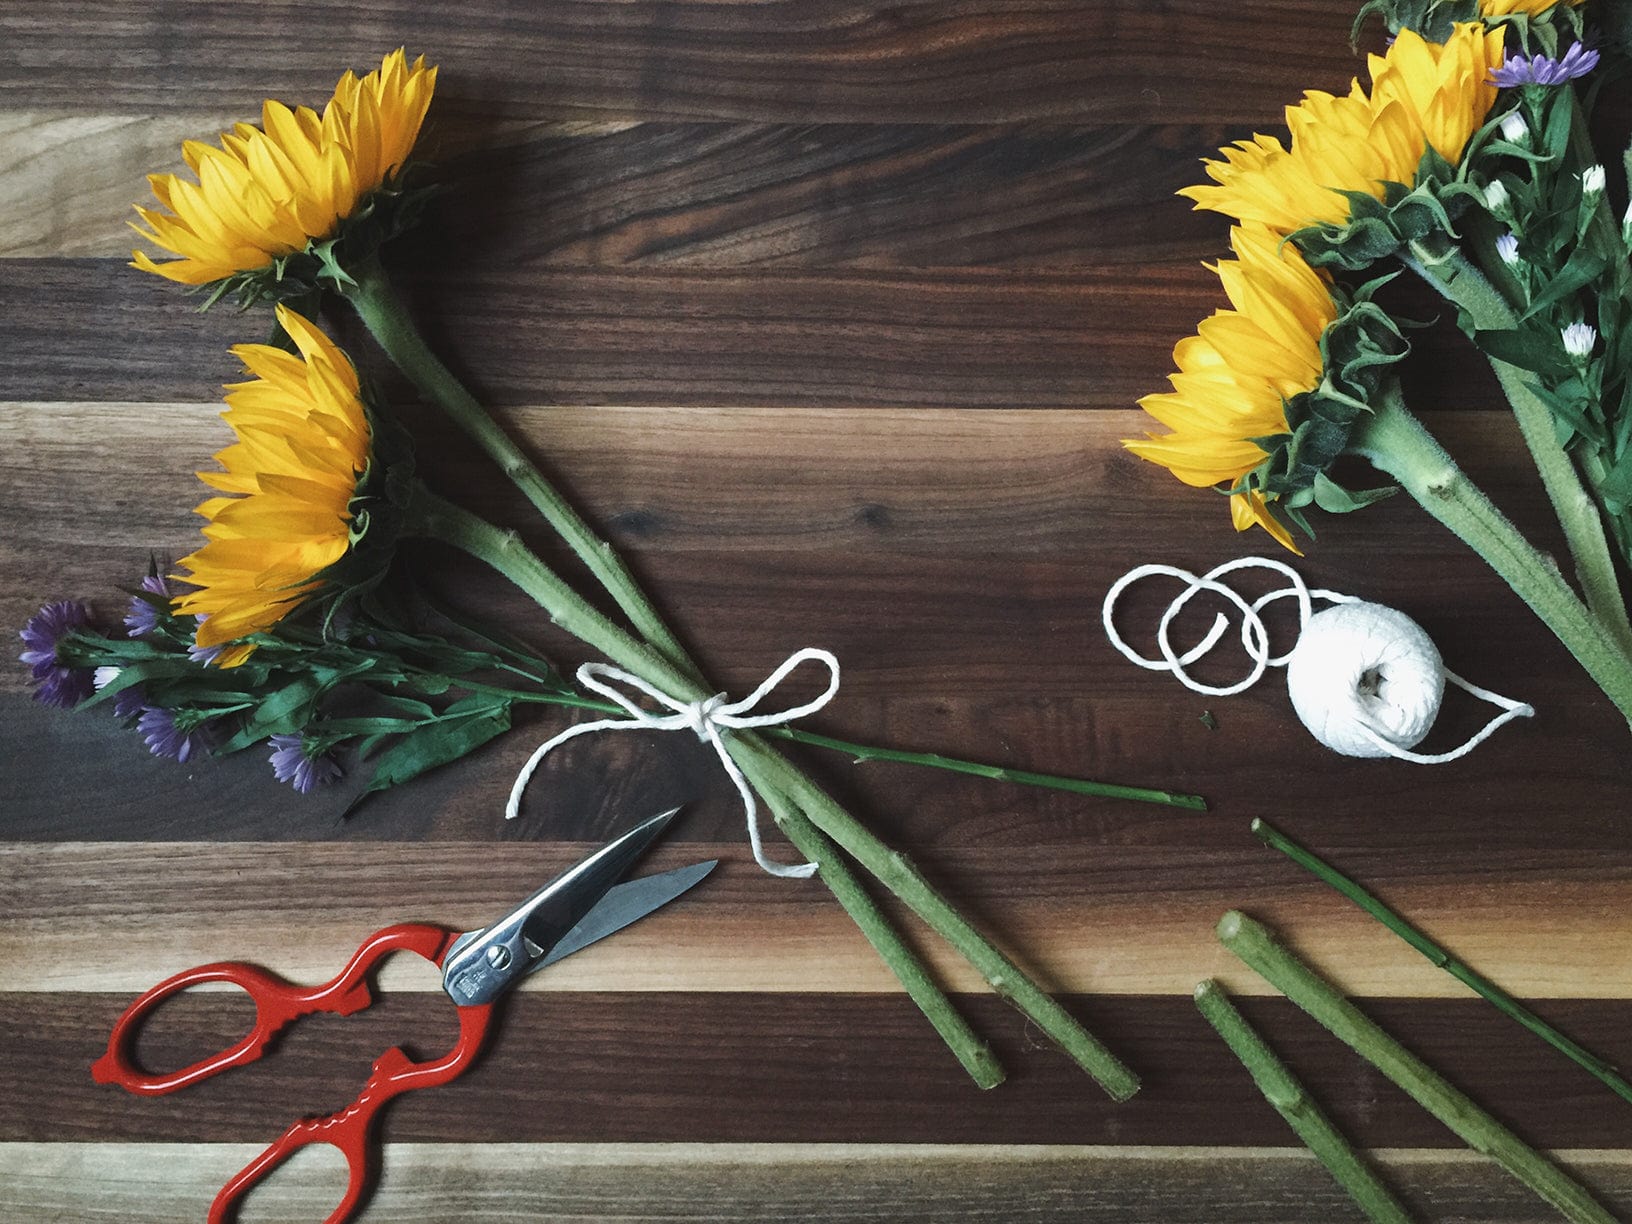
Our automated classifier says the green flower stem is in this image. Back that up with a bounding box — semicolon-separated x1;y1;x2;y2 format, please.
1193;979;1412;1224
342;257;703;688
350;257;1206;810
781;729;1207;811
409;486;1136;1096
1218;911;1617;1224
1251;819;1632;1106
763;787;1006;1089
725;727;1141;1102
1350;386;1632;723
1404;242;1632;652
488;684;1207;809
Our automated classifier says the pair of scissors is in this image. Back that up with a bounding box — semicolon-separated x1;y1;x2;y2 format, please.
91;808;713;1223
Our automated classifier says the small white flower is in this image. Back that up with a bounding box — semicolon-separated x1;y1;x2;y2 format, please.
1483;179;1511;212
1495;233;1521;266
1582;165;1607;199
1499;112;1528;145
1562;321;1598;360
93;666;121;690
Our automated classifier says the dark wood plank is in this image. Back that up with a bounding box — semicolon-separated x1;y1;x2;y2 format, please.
0;2;1376;124
0;258;1506;409
418;122;1226;269
13;992;1632;1154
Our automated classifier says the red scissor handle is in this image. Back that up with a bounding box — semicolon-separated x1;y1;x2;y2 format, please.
91;923;457;1095
91;922;496;1224
206;999;494;1224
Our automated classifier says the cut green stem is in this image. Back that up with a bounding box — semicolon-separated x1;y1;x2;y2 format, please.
408;486;1137;1097
765;788;1005;1089
1350;386;1632;722
1193;979;1412;1224
780;728;1206;810
1218;910;1617;1224
1250;818;1632;1107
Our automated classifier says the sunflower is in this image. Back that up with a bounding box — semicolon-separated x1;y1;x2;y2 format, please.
1181;25;1504;235
1125;225;1339;552
1480;0;1582;13
172;304;372;662
131;49;436;287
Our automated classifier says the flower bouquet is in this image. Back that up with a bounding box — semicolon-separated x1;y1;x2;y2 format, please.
17;50;1227;1097
1127;0;1632;724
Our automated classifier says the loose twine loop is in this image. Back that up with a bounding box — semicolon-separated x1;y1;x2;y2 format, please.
506;647;841;878
1101;557;1534;763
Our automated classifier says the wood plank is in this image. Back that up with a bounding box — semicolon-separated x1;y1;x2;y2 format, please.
2;117;1223;265
10;992;1631;1149
0;113;602;259
0;404;1556;563
4;842;1628;1000
3;1143;1630;1223
0;2;1376;124
0;259;1494;409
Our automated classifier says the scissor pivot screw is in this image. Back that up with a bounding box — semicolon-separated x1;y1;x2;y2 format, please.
485;945;512;971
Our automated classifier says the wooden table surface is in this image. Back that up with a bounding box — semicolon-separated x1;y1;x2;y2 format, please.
3;3;1629;1221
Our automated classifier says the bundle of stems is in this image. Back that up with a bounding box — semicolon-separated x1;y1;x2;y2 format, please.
1219;910;1616;1224
340;257;1146;1097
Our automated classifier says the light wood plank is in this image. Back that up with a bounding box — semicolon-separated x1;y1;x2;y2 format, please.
0;114;633;258
2;1143;1628;1223
4;842;1628;998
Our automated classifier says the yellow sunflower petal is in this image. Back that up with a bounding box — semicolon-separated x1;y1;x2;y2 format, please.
174;313;373;663
132;51;438;285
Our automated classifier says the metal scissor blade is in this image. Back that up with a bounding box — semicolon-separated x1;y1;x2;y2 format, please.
531;859;717;973
442;807;682;1007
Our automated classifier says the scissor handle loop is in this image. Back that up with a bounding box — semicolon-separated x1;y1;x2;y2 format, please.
91;923;456;1096
206;1000;495;1224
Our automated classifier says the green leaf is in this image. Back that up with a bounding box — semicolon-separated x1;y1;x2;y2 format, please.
1474;328;1572;380
352;698;513;801
1312;473;1399;514
1520;248;1608;321
218;678;323;754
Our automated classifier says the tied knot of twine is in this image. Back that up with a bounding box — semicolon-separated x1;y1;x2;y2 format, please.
1101;557;1534;763
506;647;841;879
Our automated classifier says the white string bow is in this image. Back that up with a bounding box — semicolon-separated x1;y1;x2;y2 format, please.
506;647;841;878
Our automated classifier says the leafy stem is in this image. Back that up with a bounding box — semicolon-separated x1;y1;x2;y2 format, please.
1403;239;1632;653
1350;383;1632;722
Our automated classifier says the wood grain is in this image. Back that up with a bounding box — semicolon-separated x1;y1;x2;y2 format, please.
2;117;1223;266
5;841;1630;999
0;259;1501;409
0;2;1375;124
11;993;1632;1149
5;1144;1628;1224
5;3;1631;1221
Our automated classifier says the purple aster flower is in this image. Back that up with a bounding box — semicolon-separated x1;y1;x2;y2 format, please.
111;684;148;722
18;600;95;708
124;574;173;637
268;734;344;794
138;706;213;763
1490;43;1600;88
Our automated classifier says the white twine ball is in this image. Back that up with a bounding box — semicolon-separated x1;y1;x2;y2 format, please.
1101;558;1533;765
1285;601;1445;758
